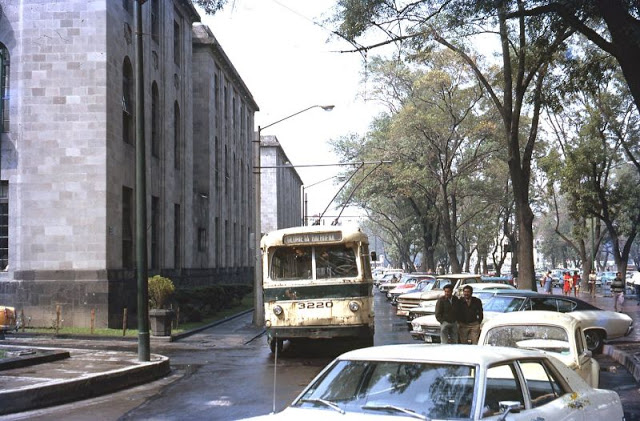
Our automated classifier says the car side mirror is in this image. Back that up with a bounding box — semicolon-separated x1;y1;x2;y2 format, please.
370;251;377;262
497;401;523;420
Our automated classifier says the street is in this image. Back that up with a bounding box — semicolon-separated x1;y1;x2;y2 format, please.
2;291;640;420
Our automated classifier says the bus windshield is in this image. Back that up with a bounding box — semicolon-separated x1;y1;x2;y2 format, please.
270;245;358;281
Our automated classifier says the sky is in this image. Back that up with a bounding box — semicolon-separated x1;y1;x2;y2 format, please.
198;0;385;225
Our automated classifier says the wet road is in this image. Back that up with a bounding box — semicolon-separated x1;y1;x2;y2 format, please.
2;290;639;420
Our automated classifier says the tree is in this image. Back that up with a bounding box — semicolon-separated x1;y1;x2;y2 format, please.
332;0;574;288
192;0;227;15
540;48;640;278
508;0;640;114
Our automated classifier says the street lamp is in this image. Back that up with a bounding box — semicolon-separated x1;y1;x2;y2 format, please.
252;105;334;326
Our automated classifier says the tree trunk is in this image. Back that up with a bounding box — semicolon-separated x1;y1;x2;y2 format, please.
597;0;640;114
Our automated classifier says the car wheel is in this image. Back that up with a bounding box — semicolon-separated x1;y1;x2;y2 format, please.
585;330;604;354
268;337;284;354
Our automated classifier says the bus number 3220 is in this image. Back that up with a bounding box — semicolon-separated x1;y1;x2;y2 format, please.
297;301;333;309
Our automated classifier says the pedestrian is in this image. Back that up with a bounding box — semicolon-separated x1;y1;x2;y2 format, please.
611;272;625;312
563;271;572;296
435;284;459;344
457;285;483;344
543;271;552;294
572;270;580;297
588;269;597;297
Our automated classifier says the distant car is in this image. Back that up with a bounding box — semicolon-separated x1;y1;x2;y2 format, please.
597;271;617;286
479;311;600;388
407;283;515;325
479;290;632;353
0;306;17;333
408;284;515;339
387;276;435;304
395;273;482;317
243;344;624;420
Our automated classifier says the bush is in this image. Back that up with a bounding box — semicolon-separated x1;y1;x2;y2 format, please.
148;275;175;309
172;284;252;323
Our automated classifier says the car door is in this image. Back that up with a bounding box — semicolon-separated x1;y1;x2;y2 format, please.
506;360;585;421
574;327;598;388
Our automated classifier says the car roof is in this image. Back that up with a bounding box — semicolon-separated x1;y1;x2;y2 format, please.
337;344;553;366
488;291;601;310
462;283;515;290
482;310;583;330
436;273;482;280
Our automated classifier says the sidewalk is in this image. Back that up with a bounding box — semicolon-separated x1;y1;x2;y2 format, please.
543;284;640;383
0;310;256;416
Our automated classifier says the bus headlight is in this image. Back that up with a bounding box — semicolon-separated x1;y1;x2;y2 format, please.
348;301;361;312
273;305;284;316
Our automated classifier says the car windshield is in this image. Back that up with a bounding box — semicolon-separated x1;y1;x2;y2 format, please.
483;296;525;312
295;360;476;419
483;325;570;355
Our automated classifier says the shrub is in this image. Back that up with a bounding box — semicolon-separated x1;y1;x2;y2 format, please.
148;275;175;309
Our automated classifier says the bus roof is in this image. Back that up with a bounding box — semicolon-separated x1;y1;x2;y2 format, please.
260;225;368;249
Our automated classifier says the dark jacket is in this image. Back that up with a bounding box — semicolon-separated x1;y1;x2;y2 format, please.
611;276;625;294
435;295;459;324
458;296;483;324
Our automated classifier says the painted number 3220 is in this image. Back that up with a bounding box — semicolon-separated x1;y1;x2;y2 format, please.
298;301;333;309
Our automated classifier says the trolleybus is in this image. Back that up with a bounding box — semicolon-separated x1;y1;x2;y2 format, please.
261;225;375;353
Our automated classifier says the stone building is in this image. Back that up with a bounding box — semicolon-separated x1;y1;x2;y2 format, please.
260;135;303;234
0;0;257;328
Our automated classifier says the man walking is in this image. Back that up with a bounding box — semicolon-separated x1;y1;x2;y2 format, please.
435;284;459;344
458;285;483;344
611;272;625;312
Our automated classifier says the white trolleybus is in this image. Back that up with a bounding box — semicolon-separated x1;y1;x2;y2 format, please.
261;225;375;353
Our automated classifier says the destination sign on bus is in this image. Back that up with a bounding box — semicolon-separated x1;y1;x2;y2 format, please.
283;232;342;244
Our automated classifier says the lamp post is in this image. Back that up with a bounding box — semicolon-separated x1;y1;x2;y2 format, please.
134;0;149;362
253;105;334;326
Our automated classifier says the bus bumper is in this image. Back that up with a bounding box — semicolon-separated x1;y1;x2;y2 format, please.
266;325;374;340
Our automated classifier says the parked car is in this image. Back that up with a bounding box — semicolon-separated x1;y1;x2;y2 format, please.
396;273;482;317
409;284;515;338
597;271;617;286
0;305;17;333
479;311;600;388
387;276;435;304
480;290;632;353
243;344;624;420
407;282;515;325
377;273;414;293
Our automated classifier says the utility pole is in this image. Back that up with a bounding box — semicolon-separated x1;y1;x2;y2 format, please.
134;0;150;362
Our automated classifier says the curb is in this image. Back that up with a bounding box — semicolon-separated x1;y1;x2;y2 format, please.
0;353;171;415
603;343;640;384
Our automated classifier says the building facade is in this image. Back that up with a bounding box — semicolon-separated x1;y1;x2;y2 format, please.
260;135;303;234
0;0;257;328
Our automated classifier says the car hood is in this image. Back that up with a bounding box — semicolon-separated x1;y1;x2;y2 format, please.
399;290;442;301
241;407;413;420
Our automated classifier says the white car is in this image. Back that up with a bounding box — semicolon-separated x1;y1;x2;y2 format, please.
479;311;600;388
396;273;482;316
243;344;624;420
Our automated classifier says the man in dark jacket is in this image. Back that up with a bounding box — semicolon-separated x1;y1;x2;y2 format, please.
458;285;483;344
435;284;459;344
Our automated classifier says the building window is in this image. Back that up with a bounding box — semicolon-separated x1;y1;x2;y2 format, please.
214;73;219;128
0;182;7;270
174;204;181;268
151;0;159;43
174;101;180;169
122;57;134;144
151;196;159;268
122;186;134;269
151;82;160;157
173;20;180;67
198;228;207;252
0;44;10;133
215;217;220;267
